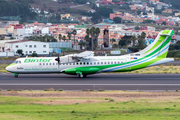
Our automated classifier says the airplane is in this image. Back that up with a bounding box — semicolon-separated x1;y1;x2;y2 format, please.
6;30;174;78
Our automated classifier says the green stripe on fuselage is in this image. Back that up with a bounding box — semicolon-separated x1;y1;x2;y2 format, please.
64;31;173;74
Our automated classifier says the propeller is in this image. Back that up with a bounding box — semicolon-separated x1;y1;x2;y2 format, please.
55;53;60;68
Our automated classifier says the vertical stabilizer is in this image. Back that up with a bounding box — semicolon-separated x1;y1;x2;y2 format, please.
135;30;173;58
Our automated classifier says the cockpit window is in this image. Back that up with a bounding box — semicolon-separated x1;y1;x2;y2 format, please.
13;61;18;64
19;61;21;64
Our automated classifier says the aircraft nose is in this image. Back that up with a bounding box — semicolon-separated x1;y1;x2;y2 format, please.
6;66;10;71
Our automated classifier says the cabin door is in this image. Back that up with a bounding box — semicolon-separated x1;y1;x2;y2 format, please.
126;57;131;70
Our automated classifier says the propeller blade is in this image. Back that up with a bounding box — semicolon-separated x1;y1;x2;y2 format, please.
55;53;60;68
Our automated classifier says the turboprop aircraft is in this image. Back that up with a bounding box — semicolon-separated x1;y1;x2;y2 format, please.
6;30;174;78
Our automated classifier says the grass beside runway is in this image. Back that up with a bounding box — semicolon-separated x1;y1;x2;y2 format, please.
0;91;180;120
0;64;8;73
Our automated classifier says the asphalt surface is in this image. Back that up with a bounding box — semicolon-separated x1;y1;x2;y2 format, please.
0;73;180;91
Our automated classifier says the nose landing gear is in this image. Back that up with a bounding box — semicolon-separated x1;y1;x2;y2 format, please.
14;73;19;78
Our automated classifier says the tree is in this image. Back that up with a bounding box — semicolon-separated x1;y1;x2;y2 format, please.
67;32;71;40
113;17;122;23
135;26;140;30
62;35;66;42
149;10;152;13
95;27;100;49
131;35;136;46
143;12;148;15
86;28;90;36
59;34;62;42
176;22;179;26
119;39;126;46
137;9;141;15
90;27;96;50
32;53;38;57
78;42;86;50
110;38;116;45
72;29;77;46
89;27;100;50
40;9;44;16
113;43;118;48
84;35;90;49
162;21;167;26
51;38;57;42
143;19;156;24
10;37;15;39
16;49;23;56
141;32;146;39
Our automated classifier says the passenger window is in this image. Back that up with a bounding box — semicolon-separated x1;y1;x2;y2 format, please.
77;62;78;65
66;63;68;65
101;62;103;64
70;63;71;65
90;62;92;65
111;62;113;64
118;62;120;64
80;62;82;65
53;63;55;65
108;62;110;64
87;62;89;65
97;62;99;65
94;62;96;65
73;63;75;65
104;62;106;64
84;62;86;65
56;63;58;65
121;61;123;64
43;63;45;65
46;63;48;65
39;63;41;65
114;62;116;64
49;63;51;65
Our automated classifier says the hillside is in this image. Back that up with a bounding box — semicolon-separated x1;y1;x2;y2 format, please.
160;0;180;9
5;0;93;14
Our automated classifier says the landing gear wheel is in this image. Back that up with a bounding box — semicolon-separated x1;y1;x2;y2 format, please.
14;75;18;78
78;74;84;78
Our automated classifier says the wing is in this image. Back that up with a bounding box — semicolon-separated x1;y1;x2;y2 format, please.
71;51;94;61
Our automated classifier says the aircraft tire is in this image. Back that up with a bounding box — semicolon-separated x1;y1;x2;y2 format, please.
14;75;18;78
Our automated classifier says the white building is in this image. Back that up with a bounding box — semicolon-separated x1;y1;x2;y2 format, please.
5;40;49;56
17;26;49;36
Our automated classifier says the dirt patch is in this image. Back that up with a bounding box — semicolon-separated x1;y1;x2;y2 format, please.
33;99;105;105
1;91;180;105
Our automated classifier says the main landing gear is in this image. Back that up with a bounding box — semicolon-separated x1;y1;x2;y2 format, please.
14;73;19;78
78;74;87;78
76;71;87;78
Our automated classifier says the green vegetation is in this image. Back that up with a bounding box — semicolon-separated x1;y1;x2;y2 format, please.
160;0;180;9
0;64;8;73
167;51;180;58
0;0;37;22
125;65;180;74
113;17;122;23
0;95;180;119
25;35;57;42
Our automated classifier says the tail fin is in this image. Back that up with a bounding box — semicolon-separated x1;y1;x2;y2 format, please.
137;30;173;58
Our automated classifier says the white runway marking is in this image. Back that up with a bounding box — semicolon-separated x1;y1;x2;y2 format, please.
1;84;180;86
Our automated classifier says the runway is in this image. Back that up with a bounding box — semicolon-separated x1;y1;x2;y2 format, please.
0;73;180;91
